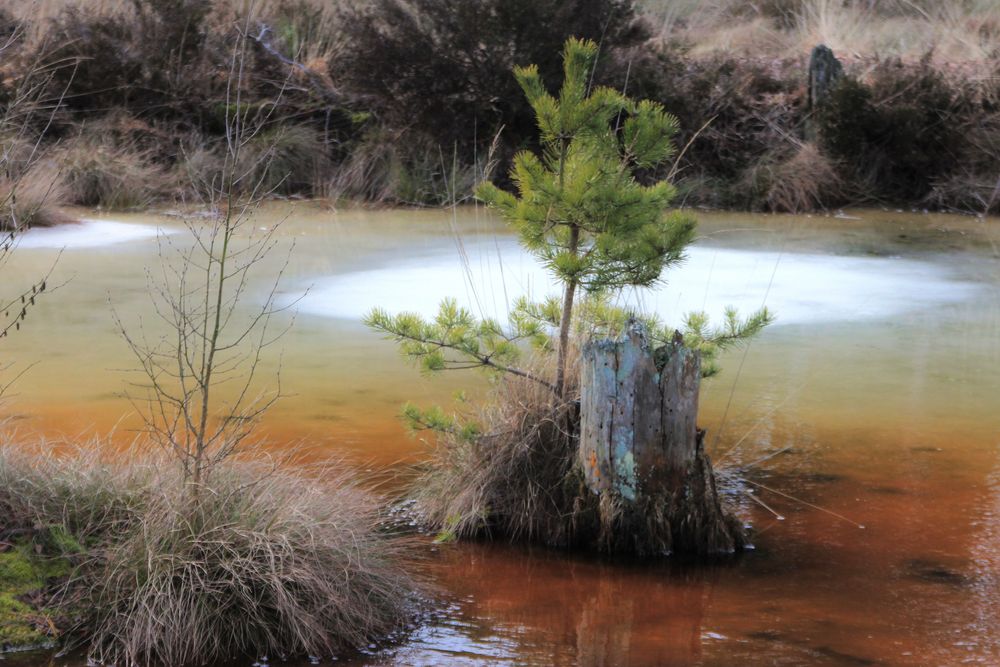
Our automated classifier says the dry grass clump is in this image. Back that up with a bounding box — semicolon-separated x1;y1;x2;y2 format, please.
0;443;417;665
57;136;166;210
0;443;149;548
414;355;584;547
927;172;1000;215
325;128;480;206
0;163;71;230
743;142;842;213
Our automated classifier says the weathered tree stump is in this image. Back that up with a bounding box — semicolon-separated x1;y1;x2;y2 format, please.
579;322;743;556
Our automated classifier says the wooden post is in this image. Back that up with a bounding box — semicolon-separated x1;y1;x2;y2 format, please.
805;44;843;141
579;321;742;555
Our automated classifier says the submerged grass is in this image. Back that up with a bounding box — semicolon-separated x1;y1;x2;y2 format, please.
0;442;418;663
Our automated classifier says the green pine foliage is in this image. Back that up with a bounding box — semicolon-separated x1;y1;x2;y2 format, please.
476;39;696;294
364;298;554;390
681;307;774;378
476;37;697;395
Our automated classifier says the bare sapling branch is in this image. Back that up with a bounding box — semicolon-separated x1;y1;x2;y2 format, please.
114;10;304;496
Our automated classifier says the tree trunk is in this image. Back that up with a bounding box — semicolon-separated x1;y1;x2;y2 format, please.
578;321;743;556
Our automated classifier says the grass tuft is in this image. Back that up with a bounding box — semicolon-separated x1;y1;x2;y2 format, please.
414;353;583;547
0;162;71;231
57;135;166;210
0;443;418;664
743;142;842;213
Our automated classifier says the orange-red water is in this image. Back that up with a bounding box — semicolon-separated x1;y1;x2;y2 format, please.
5;204;999;666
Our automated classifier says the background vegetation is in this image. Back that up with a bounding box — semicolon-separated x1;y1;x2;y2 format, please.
0;0;996;215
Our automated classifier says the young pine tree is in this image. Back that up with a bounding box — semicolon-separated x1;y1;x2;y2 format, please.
366;38;771;401
477;37;695;397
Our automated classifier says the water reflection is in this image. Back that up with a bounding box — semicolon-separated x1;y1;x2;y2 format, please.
964;446;1000;663
354;545;721;667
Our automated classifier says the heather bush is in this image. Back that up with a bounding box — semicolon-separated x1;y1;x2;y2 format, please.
334;0;648;157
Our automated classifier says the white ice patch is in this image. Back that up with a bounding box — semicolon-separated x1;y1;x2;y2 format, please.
296;238;981;327
17;219;170;249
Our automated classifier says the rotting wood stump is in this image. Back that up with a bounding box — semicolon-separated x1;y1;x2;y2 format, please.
805;43;843;141
578;321;743;556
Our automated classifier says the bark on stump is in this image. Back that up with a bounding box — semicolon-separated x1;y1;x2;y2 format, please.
578;322;742;556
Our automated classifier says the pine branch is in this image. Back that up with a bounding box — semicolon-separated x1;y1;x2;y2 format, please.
365;300;558;393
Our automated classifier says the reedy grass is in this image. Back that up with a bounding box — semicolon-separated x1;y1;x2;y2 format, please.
0;162;70;230
413;351;583;548
56;135;166;210
0;442;418;665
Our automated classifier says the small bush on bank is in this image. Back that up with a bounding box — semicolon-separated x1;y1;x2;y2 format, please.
818;58;973;202
57;136;166;209
0;444;418;664
240;123;330;196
